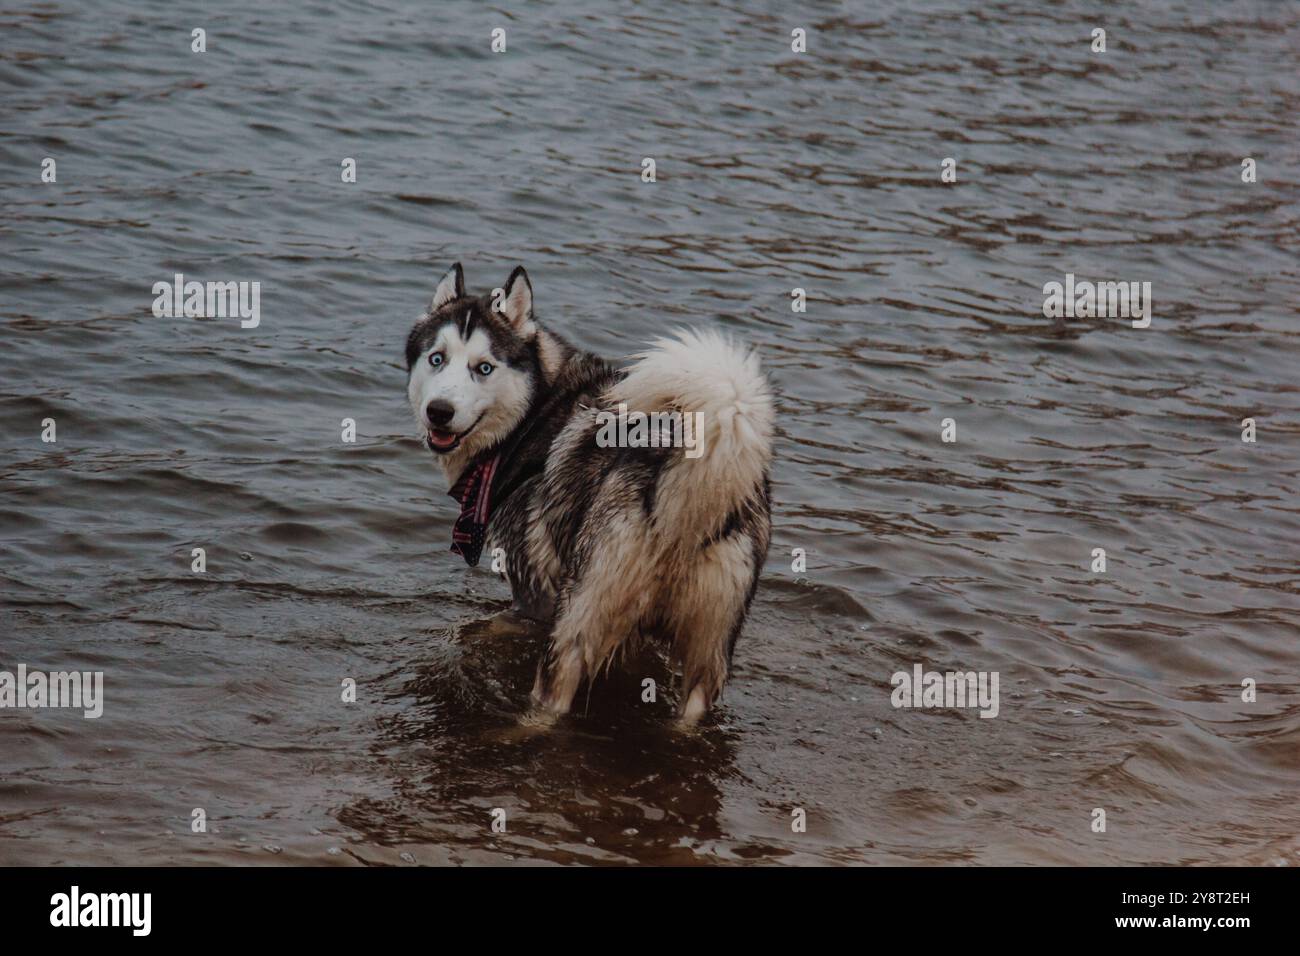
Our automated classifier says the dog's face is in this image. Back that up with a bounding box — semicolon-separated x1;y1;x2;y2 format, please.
406;263;539;468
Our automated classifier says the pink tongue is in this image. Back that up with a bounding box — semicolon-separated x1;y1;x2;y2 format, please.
429;430;457;448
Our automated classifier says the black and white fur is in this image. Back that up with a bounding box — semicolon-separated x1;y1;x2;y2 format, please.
405;263;773;725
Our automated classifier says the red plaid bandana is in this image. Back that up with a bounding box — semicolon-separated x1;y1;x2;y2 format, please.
447;453;501;567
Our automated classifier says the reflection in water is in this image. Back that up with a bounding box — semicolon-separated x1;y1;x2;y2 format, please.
339;614;737;865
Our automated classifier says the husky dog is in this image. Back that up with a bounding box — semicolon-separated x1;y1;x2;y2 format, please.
405;263;773;725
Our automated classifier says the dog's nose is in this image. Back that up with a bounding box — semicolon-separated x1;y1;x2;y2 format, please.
425;400;456;428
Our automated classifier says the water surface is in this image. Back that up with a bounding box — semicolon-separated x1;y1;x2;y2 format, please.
1;0;1298;865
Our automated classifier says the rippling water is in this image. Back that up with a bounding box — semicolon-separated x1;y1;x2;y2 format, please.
2;0;1298;865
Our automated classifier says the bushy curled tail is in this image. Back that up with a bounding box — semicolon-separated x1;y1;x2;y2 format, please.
606;329;773;539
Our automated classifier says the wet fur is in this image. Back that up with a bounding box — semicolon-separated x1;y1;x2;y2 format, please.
405;264;773;725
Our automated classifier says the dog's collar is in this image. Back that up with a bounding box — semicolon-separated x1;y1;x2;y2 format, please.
445;417;539;567
447;452;501;567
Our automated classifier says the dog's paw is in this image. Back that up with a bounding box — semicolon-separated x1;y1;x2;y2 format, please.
674;685;711;728
516;706;562;732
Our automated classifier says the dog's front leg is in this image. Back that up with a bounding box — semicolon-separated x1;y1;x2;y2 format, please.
525;511;654;720
527;560;643;718
529;630;585;717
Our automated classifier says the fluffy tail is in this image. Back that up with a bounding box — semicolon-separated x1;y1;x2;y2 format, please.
606;328;773;539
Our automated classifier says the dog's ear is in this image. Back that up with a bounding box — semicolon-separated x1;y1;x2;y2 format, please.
430;262;465;311
496;266;535;336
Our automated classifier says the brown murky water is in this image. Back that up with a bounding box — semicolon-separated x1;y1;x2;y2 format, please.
1;0;1298;865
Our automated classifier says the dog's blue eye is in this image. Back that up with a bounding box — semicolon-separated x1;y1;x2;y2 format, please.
477;362;494;376
429;352;444;367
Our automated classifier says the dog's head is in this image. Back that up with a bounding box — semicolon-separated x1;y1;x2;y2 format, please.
405;263;541;471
